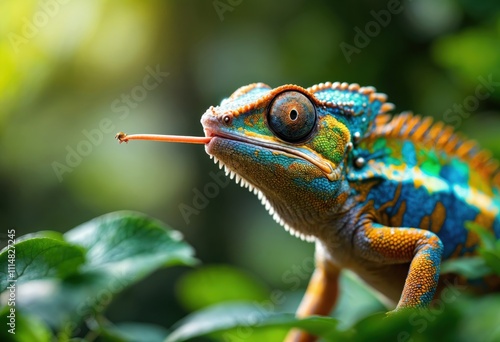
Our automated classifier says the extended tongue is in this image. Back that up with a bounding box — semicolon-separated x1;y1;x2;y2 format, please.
115;132;211;144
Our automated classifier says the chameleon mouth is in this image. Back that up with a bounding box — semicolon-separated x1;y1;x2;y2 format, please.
206;132;341;181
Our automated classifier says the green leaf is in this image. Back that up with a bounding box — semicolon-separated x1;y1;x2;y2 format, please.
101;322;169;342
64;211;197;279
0;237;85;292
14;230;66;243
441;256;493;279
166;302;349;342
331;271;386;328
480;250;500;276
465;222;497;250
459;295;500;341
176;265;269;311
463;222;500;275
17;211;196;330
0;306;53;342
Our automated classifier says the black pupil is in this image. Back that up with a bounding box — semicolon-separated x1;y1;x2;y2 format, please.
290;109;298;121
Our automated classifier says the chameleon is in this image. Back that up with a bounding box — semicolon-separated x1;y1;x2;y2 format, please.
117;82;500;342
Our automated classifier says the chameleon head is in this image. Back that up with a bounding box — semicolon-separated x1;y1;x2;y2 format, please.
115;82;391;240
201;83;356;240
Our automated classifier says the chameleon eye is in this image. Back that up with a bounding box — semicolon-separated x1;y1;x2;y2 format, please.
267;91;316;142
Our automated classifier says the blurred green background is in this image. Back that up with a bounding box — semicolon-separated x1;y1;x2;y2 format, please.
1;0;500;336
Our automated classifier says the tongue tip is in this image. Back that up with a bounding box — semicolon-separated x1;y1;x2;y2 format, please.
115;132;129;143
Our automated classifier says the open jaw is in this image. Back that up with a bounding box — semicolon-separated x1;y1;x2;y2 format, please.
205;132;340;181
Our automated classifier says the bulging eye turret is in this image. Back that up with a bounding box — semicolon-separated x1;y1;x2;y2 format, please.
267;91;316;142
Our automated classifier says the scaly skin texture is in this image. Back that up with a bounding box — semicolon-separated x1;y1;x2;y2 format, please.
200;82;500;342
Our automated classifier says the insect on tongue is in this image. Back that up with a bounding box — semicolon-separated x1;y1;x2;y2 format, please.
115;132;211;145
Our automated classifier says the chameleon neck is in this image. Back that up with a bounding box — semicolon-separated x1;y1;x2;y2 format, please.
269;175;352;241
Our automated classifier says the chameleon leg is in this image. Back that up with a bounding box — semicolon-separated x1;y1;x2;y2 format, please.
356;222;444;309
285;255;340;342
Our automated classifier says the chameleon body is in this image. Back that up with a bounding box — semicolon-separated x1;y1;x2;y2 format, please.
200;82;500;341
